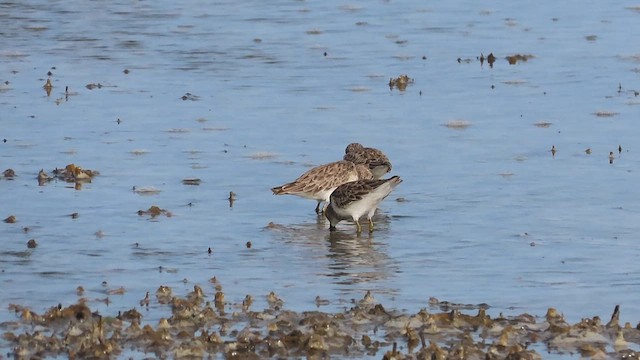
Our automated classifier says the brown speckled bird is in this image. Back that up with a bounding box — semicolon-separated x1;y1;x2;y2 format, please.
325;176;402;233
343;143;392;179
272;160;373;214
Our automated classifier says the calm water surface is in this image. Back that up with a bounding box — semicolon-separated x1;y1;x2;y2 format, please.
2;0;640;357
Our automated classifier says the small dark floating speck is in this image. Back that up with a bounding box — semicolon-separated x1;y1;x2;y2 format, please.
27;239;37;248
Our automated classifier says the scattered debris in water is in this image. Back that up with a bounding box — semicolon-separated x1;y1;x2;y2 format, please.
26;239;37;248
3;290;636;359
4;215;16;223
49;163;99;183
479;53;497;67
551;145;557;157
609;152;615;164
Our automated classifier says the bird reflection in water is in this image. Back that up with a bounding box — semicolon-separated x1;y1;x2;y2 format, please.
324;229;396;286
265;212;399;290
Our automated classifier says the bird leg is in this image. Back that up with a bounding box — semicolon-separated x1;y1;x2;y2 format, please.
368;218;374;233
355;220;362;234
315;201;322;215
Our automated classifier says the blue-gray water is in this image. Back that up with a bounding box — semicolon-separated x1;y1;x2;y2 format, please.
2;0;640;358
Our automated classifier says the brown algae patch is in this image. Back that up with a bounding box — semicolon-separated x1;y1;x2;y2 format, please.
443;119;472;130
165;128;191;133
534;121;553;128
388;74;413;91
247;152;278;160
348;86;371;92
137;205;172;218
502;79;527;85
506;54;534;64
129;149;150;155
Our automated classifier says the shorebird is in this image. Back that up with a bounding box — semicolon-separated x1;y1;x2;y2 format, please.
325;176;402;233
271;160;373;214
343;143;392;179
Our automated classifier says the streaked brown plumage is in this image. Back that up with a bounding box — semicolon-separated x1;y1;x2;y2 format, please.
343;143;392;179
272;160;373;214
325;176;402;233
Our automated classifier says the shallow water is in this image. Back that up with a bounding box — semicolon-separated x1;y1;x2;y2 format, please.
2;0;640;358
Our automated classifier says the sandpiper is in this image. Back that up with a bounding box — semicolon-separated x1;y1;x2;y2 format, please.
325;176;402;233
343;143;392;179
272;160;373;214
